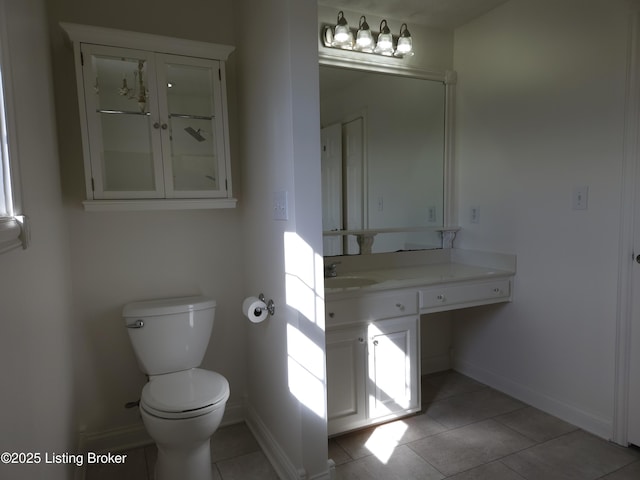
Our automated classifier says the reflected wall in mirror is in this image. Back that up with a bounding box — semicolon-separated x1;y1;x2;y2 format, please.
320;65;446;255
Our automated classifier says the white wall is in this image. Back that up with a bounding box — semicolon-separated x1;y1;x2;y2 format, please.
238;0;330;477
47;0;247;439
0;1;76;478
452;0;631;438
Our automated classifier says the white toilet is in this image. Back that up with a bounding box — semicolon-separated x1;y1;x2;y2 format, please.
123;295;230;480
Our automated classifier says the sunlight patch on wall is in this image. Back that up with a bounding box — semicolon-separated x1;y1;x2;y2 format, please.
287;324;325;384
287;324;326;418
284;231;325;327
284;231;327;419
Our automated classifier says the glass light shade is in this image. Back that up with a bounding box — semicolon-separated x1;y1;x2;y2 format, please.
334;24;350;43
333;11;353;48
374;20;394;55
395;23;413;56
355;16;373;52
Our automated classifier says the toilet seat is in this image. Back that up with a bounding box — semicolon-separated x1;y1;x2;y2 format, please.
141;369;229;420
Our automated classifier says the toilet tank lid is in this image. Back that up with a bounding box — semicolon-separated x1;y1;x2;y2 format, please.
123;295;216;318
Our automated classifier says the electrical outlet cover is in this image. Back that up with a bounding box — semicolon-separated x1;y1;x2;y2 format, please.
273;191;289;220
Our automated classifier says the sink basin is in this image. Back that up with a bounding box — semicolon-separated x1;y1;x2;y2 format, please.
325;275;378;289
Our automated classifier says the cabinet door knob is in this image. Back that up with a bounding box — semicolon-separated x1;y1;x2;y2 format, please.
395;303;405;311
153;122;160;129
436;294;445;302
328;312;335;318
358;337;364;343
493;287;502;294
636;254;640;264
373;339;379;346
161;123;168;130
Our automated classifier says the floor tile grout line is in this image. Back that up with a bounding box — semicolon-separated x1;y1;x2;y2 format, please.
408;407;530;442
489;411;579;446
420;385;493;405
496;458;530;480
475;429;625;480
403;440;450;479
592;458;640;479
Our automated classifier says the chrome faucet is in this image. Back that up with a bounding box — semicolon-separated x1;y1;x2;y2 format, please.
325;262;341;278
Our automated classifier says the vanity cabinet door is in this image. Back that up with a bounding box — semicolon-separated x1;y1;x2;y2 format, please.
326;326;367;436
367;316;420;420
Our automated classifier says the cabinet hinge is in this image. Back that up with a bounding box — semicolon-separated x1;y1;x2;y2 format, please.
91;177;95;191
80;52;84;66
219;69;221;81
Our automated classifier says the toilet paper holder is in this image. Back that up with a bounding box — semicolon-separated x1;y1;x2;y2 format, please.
258;293;276;316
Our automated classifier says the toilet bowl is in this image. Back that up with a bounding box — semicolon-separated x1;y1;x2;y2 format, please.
123;296;229;480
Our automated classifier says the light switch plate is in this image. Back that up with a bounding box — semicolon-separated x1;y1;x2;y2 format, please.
573;186;588;210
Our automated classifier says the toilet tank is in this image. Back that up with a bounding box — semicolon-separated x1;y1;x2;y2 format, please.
123;295;216;375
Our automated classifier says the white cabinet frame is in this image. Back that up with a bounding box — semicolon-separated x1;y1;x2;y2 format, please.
61;22;236;211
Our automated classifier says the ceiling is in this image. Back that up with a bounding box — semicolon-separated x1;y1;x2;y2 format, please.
318;0;510;29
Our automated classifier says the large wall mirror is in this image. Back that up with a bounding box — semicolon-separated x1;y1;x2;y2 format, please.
319;58;455;256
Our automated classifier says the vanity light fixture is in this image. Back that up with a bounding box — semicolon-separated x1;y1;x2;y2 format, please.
322;11;414;58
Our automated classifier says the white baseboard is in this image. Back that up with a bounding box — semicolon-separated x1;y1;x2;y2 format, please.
421;353;451;375
244;403;306;479
454;359;613;439
244;403;334;480
220;401;245;426
77;423;152;455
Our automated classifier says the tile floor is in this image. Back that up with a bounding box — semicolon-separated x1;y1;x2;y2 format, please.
85;421;278;480
87;371;640;480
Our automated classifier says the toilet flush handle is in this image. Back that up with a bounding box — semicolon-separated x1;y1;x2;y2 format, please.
126;319;144;329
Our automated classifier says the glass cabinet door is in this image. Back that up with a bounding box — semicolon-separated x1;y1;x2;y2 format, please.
81;44;164;198
156;55;228;198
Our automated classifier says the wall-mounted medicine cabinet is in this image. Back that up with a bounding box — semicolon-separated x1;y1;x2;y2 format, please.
61;23;236;211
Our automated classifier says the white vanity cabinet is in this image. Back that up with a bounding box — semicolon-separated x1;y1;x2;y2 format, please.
62;23;236;210
326;290;421;435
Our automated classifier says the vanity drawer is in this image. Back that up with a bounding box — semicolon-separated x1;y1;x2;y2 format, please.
326;290;418;326
419;278;511;312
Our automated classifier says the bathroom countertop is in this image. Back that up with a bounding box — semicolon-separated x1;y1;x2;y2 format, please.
324;261;515;297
